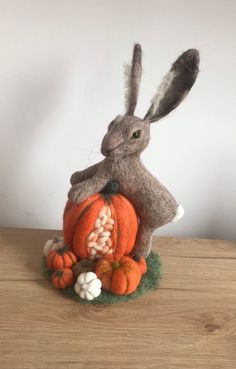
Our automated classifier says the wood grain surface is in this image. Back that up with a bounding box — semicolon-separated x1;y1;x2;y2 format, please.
0;227;235;369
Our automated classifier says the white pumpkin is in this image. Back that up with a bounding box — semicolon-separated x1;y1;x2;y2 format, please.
74;272;102;300
43;236;64;257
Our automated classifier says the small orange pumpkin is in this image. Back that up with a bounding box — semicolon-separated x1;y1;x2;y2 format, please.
47;247;77;270
52;268;74;289
95;254;142;295
63;181;139;260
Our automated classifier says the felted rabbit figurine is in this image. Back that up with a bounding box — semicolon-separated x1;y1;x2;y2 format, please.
68;44;199;259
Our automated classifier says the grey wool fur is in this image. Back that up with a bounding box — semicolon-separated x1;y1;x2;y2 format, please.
125;43;142;115
69;44;200;258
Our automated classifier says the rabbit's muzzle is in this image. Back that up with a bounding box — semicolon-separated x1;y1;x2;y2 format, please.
101;138;118;158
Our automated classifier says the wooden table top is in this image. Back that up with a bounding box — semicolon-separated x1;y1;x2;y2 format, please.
0;228;235;369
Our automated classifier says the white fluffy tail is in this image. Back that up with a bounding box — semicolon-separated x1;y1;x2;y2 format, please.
171;204;184;223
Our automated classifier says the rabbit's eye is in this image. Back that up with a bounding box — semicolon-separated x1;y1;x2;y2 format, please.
132;130;141;139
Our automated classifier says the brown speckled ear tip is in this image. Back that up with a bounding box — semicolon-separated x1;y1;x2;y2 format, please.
145;47;200;122
172;48;200;74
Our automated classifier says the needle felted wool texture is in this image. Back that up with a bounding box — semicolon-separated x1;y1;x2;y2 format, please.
42;250;162;305
96;254;143;295
47;247;77;270
52;268;74;289
68;44;200;258
63;183;139;260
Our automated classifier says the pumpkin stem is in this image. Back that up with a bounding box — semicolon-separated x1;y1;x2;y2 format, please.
57;245;69;254
112;261;121;270
55;270;64;277
101;180;119;197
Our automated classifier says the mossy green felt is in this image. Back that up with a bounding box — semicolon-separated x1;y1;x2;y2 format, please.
42;251;162;305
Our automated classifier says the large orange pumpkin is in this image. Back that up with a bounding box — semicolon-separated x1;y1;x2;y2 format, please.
95;254;142;295
63;181;139;260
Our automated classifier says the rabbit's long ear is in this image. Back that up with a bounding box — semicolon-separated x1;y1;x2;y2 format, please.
144;49;199;123
125;43;142;116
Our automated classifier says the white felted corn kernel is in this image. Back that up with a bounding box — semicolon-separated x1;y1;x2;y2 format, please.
88;241;97;248
97;226;104;233
95;219;101;228
74;272;102;300
99;206;107;217
107;218;115;225
95;245;103;251
100;215;107;225
98;236;108;244
92;234;98;241
101;231;110;237
87;232;95;241
106;207;112;218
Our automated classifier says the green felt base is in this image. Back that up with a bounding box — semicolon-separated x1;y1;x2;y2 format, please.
42;251;162;305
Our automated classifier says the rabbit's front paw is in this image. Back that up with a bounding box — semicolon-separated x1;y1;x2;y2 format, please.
68;184;83;203
70;171;82;185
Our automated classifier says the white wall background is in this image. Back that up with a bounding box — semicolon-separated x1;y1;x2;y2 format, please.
0;0;235;240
